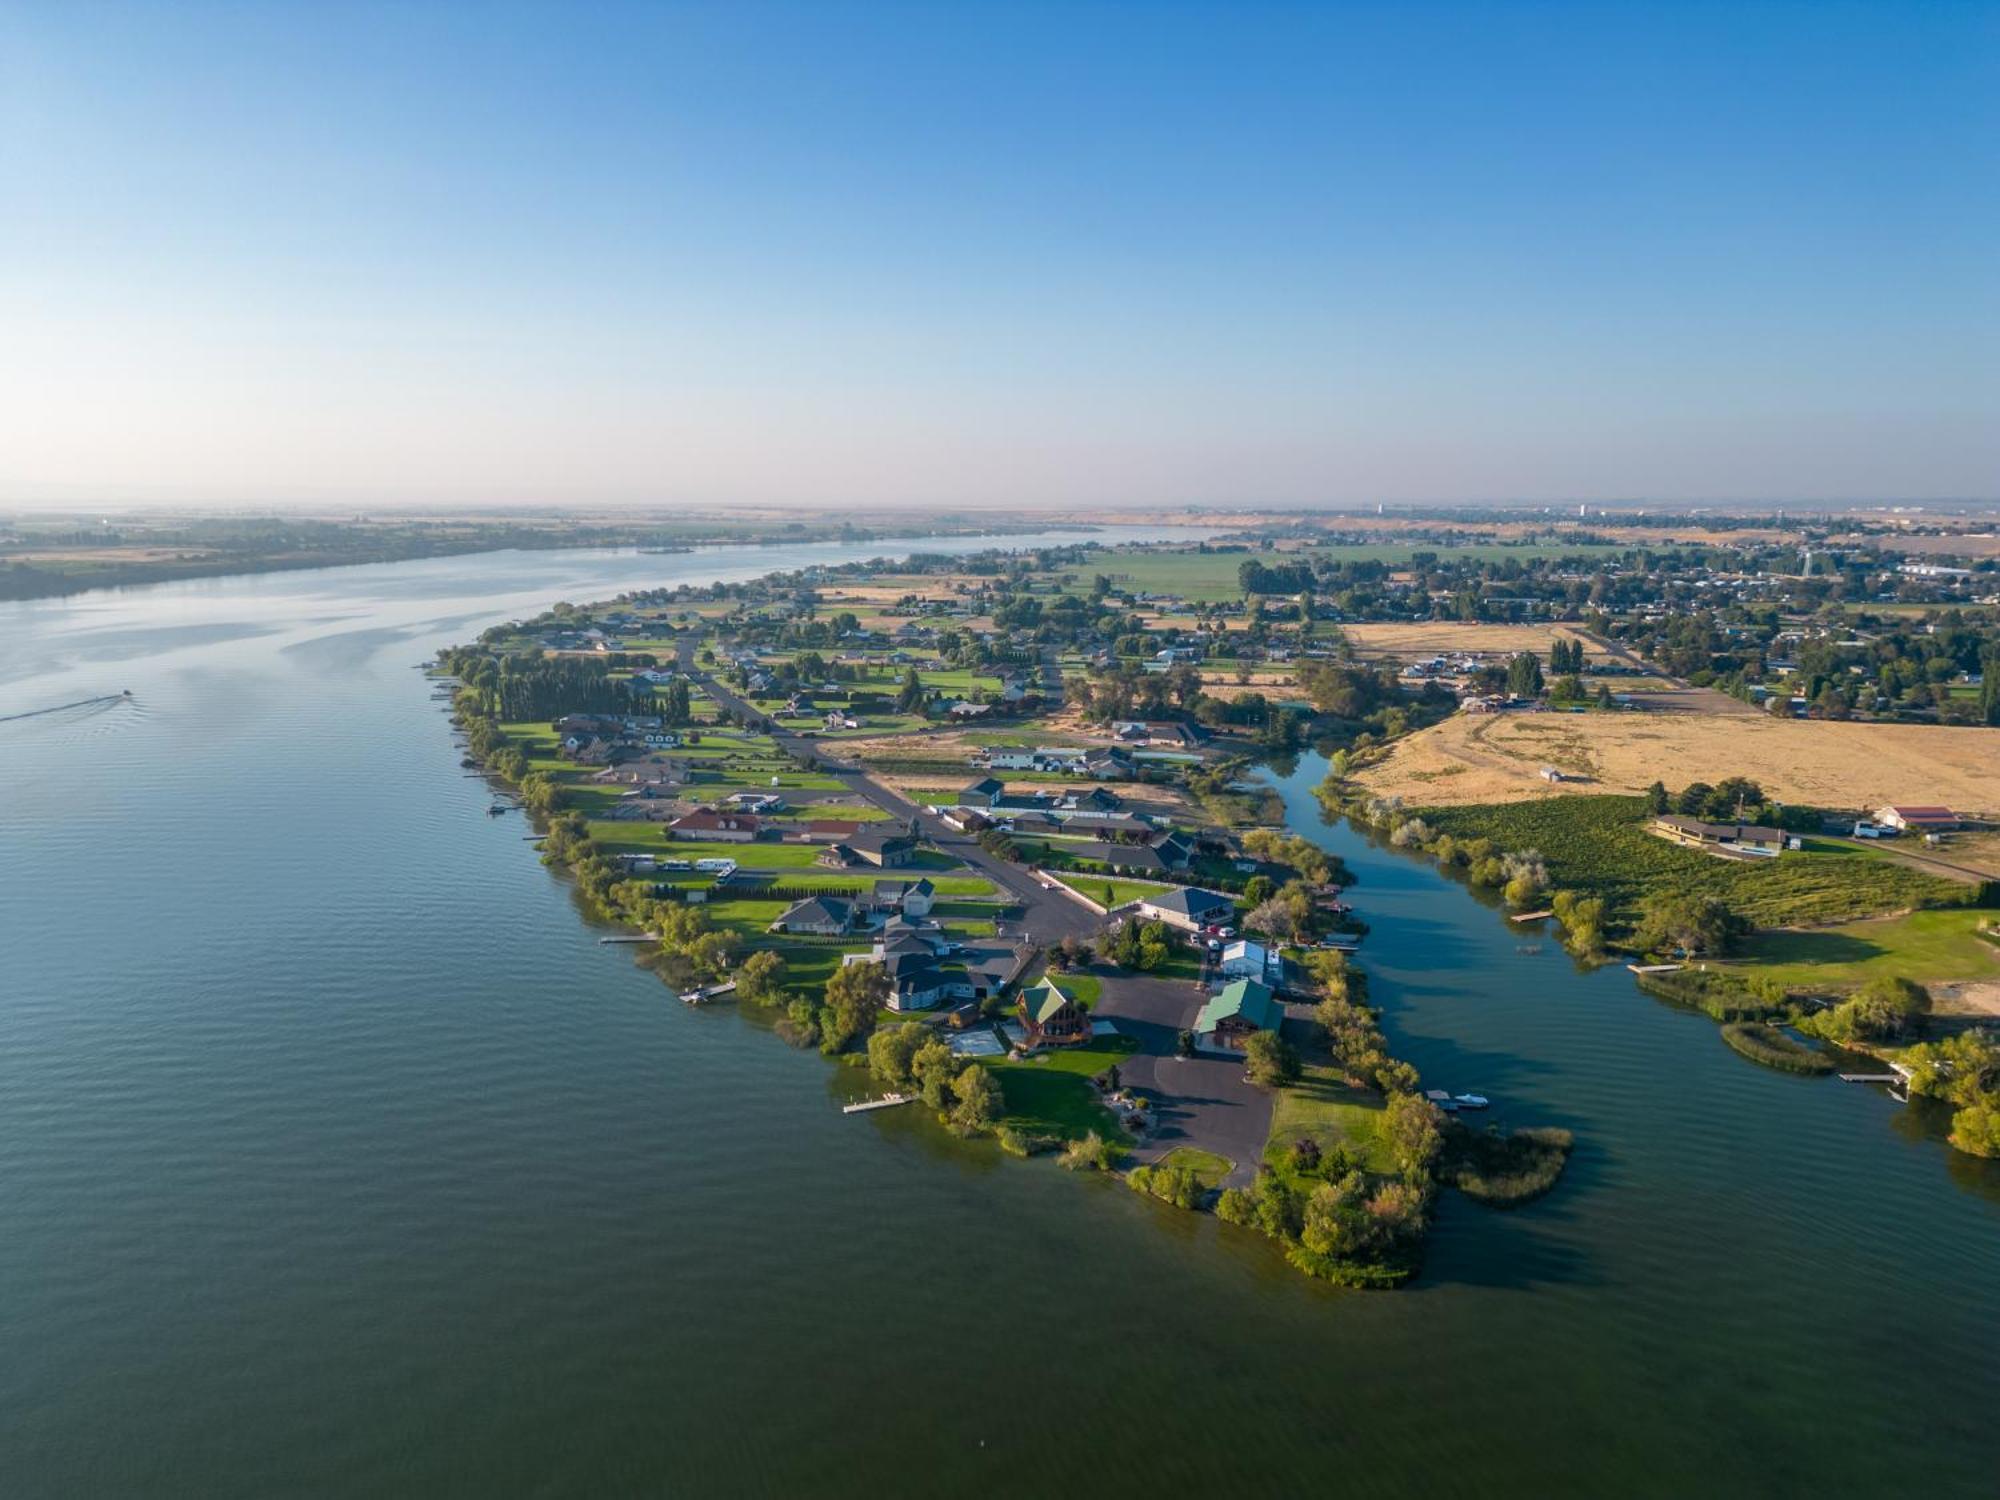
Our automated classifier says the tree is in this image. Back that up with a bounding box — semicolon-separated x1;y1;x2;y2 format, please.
1243;1030;1301;1087
867;1022;929;1088
818;961;888;1055
735;949;787;1005
1506;651;1544;698
1381;1091;1444;1181
948;1065;1001;1135
1633;891;1742;958
1815;975;1931;1043
913;1038;959;1109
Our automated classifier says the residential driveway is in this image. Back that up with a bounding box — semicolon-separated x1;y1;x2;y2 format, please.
1092;970;1274;1188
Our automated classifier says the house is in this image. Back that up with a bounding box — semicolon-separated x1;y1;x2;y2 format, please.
1875;805;1960;833
793;818;864;843
1133;886;1236;933
1193;978;1283;1052
851;927;1030;1011
1219;939;1274;981
769;895;855;936
1017;980;1092;1048
872;878;936;918
667;808;763;842
820;827;919;869
1650;814;1784;856
1075;839;1172;873
959;777;1006;808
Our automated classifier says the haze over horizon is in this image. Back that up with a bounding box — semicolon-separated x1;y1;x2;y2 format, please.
3;1;1995;510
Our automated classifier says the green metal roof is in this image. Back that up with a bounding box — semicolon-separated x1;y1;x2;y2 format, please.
1195;978;1281;1034
1021;981;1075;1025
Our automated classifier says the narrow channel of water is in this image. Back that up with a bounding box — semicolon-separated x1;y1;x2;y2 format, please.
1;546;1995;1496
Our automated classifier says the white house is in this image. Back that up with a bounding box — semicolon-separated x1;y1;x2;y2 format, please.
1219;939;1274;981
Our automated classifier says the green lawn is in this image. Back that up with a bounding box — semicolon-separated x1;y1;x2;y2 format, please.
979;1038;1136;1140
1732;909;2000;993
1158;1146;1233;1190
1053;872;1181;910
1263;1061;1398;1176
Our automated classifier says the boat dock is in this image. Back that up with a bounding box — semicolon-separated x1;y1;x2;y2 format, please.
842;1093;912;1115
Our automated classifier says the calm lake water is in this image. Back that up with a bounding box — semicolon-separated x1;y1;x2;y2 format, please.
3;538;1997;1497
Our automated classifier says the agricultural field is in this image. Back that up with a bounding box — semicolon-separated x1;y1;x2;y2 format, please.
1338;621;1608;663
1060;542;1632;602
1415;795;1974;929
1357;709;2000;816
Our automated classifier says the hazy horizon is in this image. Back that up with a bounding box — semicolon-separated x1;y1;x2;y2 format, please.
4;2;1995;508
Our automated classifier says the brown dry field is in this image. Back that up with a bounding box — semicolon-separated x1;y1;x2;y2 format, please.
1339;621;1606;661
1355;710;2000;817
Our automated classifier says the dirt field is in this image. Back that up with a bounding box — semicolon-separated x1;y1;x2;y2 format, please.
1354;709;2000;817
1339;622;1606;662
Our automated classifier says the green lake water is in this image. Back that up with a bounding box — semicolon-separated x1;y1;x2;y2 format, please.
2;540;1996;1496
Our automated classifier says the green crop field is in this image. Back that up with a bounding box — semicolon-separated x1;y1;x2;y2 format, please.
1061;543;1633;603
1418;795;1971;929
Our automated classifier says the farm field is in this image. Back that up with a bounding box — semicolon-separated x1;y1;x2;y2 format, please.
1413;795;1972;929
1338;621;1608;662
1062;542;1631;601
1357;710;2000;815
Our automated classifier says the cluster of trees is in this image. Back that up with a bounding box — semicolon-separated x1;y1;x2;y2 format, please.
865;1021;1001;1135
1643;776;1806;827
1238;558;1320;595
1800;975;1931;1045
1390;818;1550;909
442;648;650;722
1099;917;1174;972
1899;1027;2000;1157
1633;890;1747;958
782;960;891;1057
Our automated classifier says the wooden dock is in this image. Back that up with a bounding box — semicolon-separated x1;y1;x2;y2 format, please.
842;1093;912;1115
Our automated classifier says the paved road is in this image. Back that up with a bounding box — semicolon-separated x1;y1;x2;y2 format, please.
1091;969;1274;1189
685;660;1102;945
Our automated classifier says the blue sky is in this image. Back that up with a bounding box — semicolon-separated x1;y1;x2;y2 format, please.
1;0;1994;508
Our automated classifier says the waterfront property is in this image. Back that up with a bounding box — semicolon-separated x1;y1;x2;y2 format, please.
1649;813;1785;857
1017;979;1091;1047
1193;978;1283;1052
1134;885;1236;933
